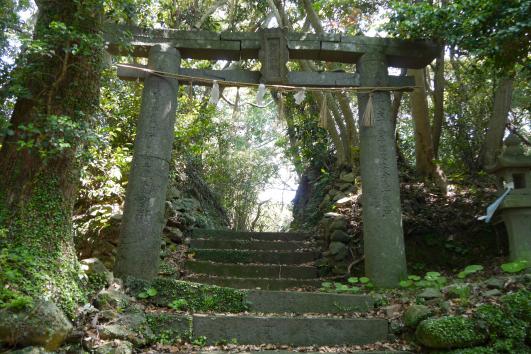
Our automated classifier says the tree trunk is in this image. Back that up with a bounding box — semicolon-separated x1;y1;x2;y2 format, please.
0;0;102;315
432;48;445;157
480;76;514;168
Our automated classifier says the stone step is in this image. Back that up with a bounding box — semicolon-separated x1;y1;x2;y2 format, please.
186;261;319;279
185;275;322;290
190;239;312;251
192;314;389;346
191;249;319;265
199;351;410;354
245;290;373;313
192;229;311;241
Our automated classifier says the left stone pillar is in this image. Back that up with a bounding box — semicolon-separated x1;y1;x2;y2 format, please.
114;44;180;280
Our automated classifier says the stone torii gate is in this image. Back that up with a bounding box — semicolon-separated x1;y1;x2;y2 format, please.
105;24;438;287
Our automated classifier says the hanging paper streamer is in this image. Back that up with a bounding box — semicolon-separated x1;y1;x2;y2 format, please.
209;80;220;105
232;88;241;120
319;94;328;128
256;83;266;106
278;92;285;122
294;87;306;105
478;181;514;223
362;93;374;127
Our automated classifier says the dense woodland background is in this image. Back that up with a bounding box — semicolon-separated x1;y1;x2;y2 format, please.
0;0;529;350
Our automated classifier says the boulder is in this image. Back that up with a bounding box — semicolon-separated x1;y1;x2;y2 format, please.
94;340;133;354
415;316;487;349
335;196;352;207
0;300;73;351
99;311;152;346
418;288;442;299
340;172;355;183
81;258;114;286
328;241;348;261
329;218;348;232
94;289;132;311
483;289;502;297
330;230;351;243
485;277;505;289
165;226;183;243
404;304;432;327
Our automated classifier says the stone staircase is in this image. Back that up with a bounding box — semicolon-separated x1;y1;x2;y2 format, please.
182;230;402;349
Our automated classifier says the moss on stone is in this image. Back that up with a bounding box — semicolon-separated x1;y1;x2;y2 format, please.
126;277;248;313
416;316;487;349
193;249;250;264
146;312;192;344
475;303;527;342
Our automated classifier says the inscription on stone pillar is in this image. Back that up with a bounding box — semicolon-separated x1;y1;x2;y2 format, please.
259;28;289;84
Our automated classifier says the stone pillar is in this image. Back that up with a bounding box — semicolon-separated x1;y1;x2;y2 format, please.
114;44;180;280
356;50;407;287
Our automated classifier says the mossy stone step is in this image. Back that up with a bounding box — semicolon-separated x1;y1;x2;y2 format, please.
192;314;389;346
186;261;319;279
245;290;373;313
185;275;322;290
200;351;410;354
190;239;311;251
192;229;311;241
191;249;319;265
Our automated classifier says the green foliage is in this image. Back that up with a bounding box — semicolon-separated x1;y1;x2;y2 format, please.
168;298;189;311
138;287;158;299
475;304;527;342
416;316;487;349
128;277;248;313
399;272;447;289
500;260;528;273
387;0;531;73
321;277;373;293
192;335;208;347
458;265;484;279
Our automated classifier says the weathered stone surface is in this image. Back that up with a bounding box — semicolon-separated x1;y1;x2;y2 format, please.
328;218;348;232
330;230;351;243
94;289;132;311
483;289;502;297
190;239;310;251
357;51;407;287
191;229;310;241
415;316;486;349
9;347;47;354
418;288;442;299
192;249;319;265
485;277;505;289
94;340;133;354
245;290;373;314
186;260;319;279
329;241;348;260
81;258;114;285
192;314;389;345
99;311;152;346
114;44;181;280
340;172;356;183
185;275;322;290
404;304;431;327
165;226;183;243
0;300;73;351
146;313;192;341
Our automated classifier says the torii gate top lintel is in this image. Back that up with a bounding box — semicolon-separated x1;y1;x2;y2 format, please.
105;24;439;89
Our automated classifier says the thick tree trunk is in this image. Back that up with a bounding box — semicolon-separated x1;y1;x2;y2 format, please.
0;0;102;315
480;76;514;168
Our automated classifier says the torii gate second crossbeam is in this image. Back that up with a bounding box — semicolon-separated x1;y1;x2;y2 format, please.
107;24;439;287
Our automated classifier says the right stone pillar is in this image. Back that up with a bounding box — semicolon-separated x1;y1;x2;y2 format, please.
356;50;407;287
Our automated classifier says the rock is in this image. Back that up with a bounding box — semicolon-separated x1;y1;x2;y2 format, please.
418;288;442;299
166;186;181;200
329;218;348;232
340;172;355;183
415;316;487;349
324;212;343;218
483;289;502;297
81;258;114;286
99;311;152;346
165;226;183;243
94;340;133;354
110;213;123;221
332;193;347;202
485;277;505;289
404;304;432;327
335;196;352;207
382;304;401;317
328;241;348;261
330;230;351;243
338;183;353;191
331;261;349;275
94;289;132;311
444;283;471;299
0;300;73;351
